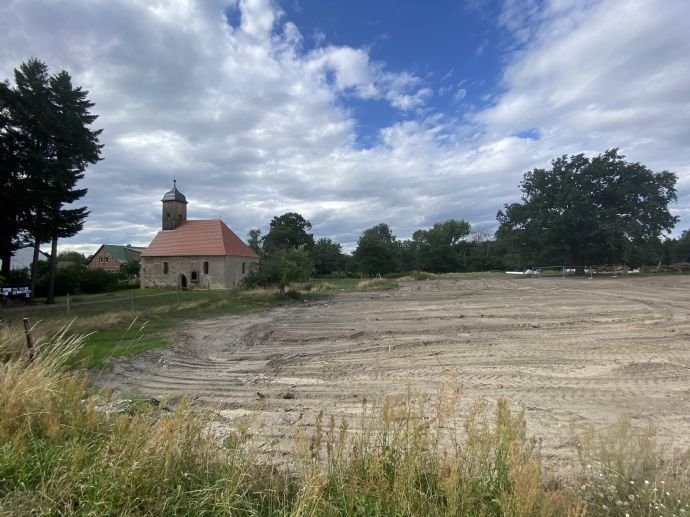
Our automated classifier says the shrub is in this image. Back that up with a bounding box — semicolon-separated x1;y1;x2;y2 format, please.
78;268;121;293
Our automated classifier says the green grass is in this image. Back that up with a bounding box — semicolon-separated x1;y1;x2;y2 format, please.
0;277;400;369
0;288;315;369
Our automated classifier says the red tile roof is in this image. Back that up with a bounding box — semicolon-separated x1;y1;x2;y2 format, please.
141;220;259;258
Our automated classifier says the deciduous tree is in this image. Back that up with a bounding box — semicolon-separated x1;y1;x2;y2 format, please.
311;237;344;276
354;223;398;275
262;212;314;253
496;150;678;269
412;219;471;272
247;228;262;255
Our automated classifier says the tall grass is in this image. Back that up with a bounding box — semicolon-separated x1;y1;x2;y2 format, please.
1;328;689;515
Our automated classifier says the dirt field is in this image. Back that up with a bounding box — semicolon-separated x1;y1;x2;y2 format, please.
98;276;690;472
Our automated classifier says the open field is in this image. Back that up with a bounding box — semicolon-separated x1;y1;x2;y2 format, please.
98;275;690;473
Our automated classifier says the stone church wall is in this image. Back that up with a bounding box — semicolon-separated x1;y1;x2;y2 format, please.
140;255;258;289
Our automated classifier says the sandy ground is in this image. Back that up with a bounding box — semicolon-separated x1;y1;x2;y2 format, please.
97;276;690;472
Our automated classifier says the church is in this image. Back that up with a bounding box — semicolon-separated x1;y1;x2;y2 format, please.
140;183;259;289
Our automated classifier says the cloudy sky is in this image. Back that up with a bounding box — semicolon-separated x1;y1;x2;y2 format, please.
1;0;689;254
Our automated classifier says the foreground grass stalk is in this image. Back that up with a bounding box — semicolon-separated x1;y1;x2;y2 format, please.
1;327;689;515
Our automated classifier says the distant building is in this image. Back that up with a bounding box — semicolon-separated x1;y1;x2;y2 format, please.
87;244;146;273
140;183;259;289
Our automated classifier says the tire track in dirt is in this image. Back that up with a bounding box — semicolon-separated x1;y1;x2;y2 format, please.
97;276;690;472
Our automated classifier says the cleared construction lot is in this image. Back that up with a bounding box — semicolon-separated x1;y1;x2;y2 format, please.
100;276;690;470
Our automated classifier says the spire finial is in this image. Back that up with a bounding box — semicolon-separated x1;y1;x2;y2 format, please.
173;178;176;190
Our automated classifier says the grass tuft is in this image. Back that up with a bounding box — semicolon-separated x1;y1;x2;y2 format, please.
356;278;397;290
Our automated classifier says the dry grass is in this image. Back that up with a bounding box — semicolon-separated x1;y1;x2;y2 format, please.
1;329;689;515
356;278;394;290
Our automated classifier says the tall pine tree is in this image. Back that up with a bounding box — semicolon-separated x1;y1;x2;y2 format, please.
0;79;23;279
44;70;102;303
1;59;102;301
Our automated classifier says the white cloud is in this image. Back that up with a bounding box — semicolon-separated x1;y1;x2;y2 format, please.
0;0;689;256
453;88;467;102
479;0;690;163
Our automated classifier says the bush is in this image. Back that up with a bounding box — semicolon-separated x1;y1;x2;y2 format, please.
34;264;82;297
78;269;121;293
0;268;30;286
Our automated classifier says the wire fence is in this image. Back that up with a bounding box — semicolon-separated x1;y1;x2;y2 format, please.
508;264;654;279
0;288;229;318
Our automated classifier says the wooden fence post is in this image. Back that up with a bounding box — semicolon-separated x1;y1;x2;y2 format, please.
23;318;35;362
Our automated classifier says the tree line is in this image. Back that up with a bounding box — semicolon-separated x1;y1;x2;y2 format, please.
0;58;102;303
246;149;682;289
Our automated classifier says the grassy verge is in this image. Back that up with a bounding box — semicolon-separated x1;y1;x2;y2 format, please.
0;277;399;369
0;288;309;369
1;331;688;515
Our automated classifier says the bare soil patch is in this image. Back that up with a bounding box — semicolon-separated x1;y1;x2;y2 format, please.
97;276;690;472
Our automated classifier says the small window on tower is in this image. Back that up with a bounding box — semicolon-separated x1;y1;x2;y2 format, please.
242;262;246;274
105;257;109;262
99;257;103;263
163;262;169;274
203;261;209;274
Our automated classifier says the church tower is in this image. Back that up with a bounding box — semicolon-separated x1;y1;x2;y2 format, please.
161;180;188;230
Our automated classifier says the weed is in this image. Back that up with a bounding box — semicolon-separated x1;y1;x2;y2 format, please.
573;418;690;515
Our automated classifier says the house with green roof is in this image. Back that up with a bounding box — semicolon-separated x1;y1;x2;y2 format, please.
87;244;146;273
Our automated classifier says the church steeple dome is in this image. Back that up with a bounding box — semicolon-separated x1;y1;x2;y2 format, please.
161;180;188;230
162;179;188;203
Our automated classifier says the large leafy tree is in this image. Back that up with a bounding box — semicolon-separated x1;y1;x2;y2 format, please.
412;219;471;272
252;213;314;293
1;59;102;302
354;223;398;275
496;150;678;268
311;237;344;276
262;212;314;254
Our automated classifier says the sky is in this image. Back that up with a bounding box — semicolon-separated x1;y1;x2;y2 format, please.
1;0;689;254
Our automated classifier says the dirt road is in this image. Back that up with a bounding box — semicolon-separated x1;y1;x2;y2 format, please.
98;276;690;471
